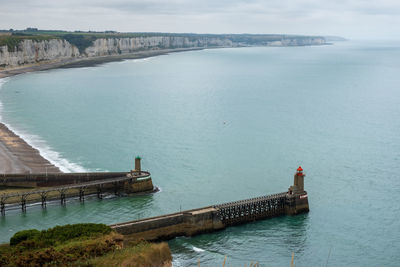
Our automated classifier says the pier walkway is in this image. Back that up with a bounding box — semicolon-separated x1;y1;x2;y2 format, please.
0;171;151;214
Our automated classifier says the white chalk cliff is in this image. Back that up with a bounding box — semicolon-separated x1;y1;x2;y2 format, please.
0;36;325;69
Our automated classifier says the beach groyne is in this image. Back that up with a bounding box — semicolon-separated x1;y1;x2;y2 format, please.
111;167;309;241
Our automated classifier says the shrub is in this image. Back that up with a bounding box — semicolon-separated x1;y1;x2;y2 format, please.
62;34;97;53
40;223;112;245
10;223;111;247
5;232;123;266
10;229;40;246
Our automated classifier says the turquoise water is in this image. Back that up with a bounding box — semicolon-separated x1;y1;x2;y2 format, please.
1;41;400;266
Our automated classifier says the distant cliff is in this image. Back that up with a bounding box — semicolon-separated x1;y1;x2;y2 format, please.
0;34;326;69
0;39;79;68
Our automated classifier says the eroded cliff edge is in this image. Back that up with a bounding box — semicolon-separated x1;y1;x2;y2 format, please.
0;34;326;70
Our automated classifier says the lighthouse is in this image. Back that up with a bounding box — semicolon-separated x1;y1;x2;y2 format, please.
288;166;306;195
135;156;142;174
286;166;309;214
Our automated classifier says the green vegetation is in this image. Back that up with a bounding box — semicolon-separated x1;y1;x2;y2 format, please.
0;34;59;52
0;223;171;267
62;34;98;53
9;223;111;247
9;229;40;246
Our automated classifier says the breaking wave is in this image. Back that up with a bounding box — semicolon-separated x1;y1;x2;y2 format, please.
0;77;87;173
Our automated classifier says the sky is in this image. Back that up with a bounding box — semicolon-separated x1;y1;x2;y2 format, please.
1;0;400;39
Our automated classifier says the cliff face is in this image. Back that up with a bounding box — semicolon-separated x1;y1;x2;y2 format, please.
0;35;325;69
0;39;80;68
268;37;326;46
84;36;233;57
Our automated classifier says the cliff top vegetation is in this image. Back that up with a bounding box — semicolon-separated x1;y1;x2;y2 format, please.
0;34;59;51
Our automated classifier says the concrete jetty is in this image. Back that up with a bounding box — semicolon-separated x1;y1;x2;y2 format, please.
111;167;309;241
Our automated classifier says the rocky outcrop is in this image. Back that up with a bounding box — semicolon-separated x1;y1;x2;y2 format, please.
0;35;325;69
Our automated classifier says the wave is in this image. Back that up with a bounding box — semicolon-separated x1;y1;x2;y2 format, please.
132;58;152;63
172;259;182;267
192;246;205;252
0;77;87;173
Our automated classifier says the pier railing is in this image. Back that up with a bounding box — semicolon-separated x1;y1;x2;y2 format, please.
214;192;288;225
0;172;130;186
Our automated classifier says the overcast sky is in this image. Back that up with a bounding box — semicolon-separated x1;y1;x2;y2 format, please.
1;0;399;39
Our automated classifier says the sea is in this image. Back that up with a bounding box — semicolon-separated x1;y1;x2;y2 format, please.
0;41;399;266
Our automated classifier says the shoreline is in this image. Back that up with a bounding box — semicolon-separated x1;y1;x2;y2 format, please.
0;47;207;79
0;42;332;79
0;122;60;173
0;47;208;174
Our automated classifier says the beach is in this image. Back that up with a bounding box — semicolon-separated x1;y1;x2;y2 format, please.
0;47;205;173
0;123;60;173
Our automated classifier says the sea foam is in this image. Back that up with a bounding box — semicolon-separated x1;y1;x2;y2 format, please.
192;246;205;252
0;78;87;173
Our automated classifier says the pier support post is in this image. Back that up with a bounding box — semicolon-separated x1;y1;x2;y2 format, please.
97;185;103;199
21;195;27;212
40;192;47;208
1;200;5;216
60;190;66;205
79;187;85;202
113;182;120;196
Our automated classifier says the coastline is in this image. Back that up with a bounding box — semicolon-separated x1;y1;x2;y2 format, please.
0;47;206;79
0;47;207;174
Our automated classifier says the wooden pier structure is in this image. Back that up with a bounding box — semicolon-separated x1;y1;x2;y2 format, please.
0;157;155;215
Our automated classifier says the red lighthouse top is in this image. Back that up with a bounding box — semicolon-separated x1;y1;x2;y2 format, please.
297;166;303;172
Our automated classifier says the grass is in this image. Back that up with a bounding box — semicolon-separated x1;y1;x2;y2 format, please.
87;241;172;267
9;223;112;246
0;223;172;267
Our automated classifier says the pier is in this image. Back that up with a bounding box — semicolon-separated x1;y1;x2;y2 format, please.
111;167;309;241
0;157;155;214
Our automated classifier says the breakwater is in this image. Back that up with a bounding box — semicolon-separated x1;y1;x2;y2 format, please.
111;167;309;241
